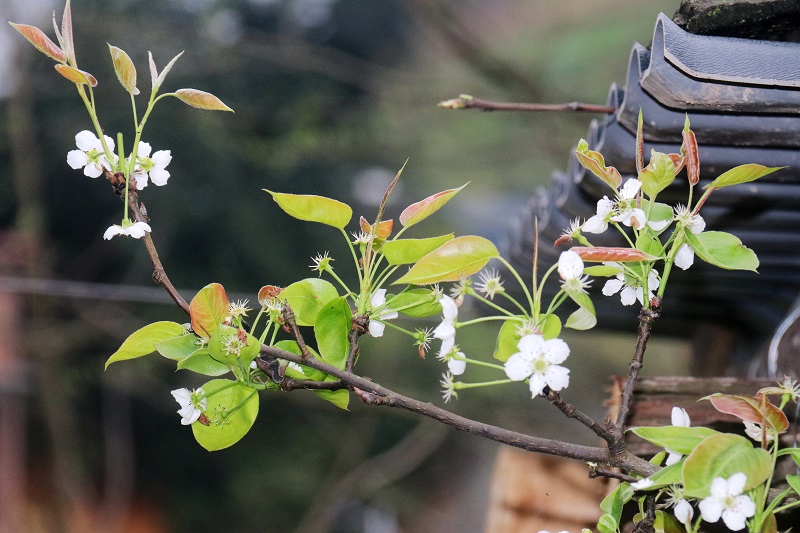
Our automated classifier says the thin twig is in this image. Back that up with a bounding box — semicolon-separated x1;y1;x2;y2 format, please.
127;192;190;315
545;388;616;444
281;303;311;358
438;95;615;114
633;495;657;533
588;466;637;483
616;298;662;428
346;315;368;372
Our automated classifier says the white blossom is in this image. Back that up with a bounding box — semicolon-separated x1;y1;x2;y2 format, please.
674;206;706;270
582;196;613;234
743;421;775;443
601;262;659;306
171;387;207;425
103;221;152;240
611;179;646;229
67;130;116;178
674;499;694;528
433;295;458;357
631;478;654;490
504;334;570;397
440;372;457;403
368;289;398;337
698;473;755;531
132;141;172;189
475;269;504;299
665;407;691;465
557;250;591;294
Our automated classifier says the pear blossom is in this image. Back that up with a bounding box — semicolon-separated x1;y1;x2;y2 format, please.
132;141;172;189
674;206;706;270
631;478;654;490
665;407;691;465
743;421;775;443
611;179;647;228
504;334;570;397
698;473;755;531
475;269;504;299
438;350;467;375
171;387;207;425
368;288;398;337
674;499;694;528
557;250;591;294
67;130;116;178
601;262;660;306
433;295;458;356
582;196;613;234
103;220;152;240
440;372;457;402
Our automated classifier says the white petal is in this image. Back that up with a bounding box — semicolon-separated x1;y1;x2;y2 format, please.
690;214;706;234
438;337;455;359
126;222;152;239
631;478;653;490
439;295;458;321
542;338;570;364
149;167;170;186
596;196;614;216
517;334;545;354
620;178;642;199
528;373;547;397
620;208;647;229
137;141;152;158
620;286;638;306
721;509;747;531
730;495;756;518
647;269;660;289
665;450;683;466
602;278;624;296
75;130;97;151
674;244;695;270
671;406;691;427
544;365;570;391
648;218;669;231
710;477;729;500
178;405;201;425
433;322;455;342
699;498;723;523
448;355;466;376
151;149;172;167
67;150;89;169
726;473;747;496
558;251;584;281
102;135;115;152
84;163;104;178
368;320;386;337
135;171;149;190
103;225;126;240
582;214;607;234
504;353;532;381
371;288;387;307
674;500;693;526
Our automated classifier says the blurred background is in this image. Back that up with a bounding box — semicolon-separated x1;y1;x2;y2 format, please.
0;0;685;531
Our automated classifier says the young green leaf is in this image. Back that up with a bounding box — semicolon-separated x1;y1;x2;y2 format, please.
597;513;619;533
54;64;97;86
387;289;441;318
265;190;352;229
399;184;467;227
684;231;758;271
105;321;186;368
630;426;719;455
281;278;339;326
314;386;349;410
575;139;622;190
493;318;523;362
707;164;783;190
192;380;259;451
173;88;233;112
682;433;771;498
565;307;596;330
151;51;184;92
638;150;675;199
600;483;634;525
176;349;230;376
156;334;200;360
393;236;498;285
540;313;562;340
8;23;66;62
314;297;351;370
787;474;800;496
583;265;622;277
190;283;230;338
108;44;139;95
382;234;454;265
635;109;644;174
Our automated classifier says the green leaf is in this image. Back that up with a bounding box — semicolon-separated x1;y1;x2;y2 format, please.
540;313;561;340
683;433;771;498
105;321;186;368
382;234;454;265
705;393;789;434
576;139;622;190
636;230;665;259
314;383;349;410
208;324;259;366
583;265;621;277
108;44;139;95
399;184;467;227
277;341;347;408
597;513;619;533
647;461;683;489
648;202;674;235
639;150;675;199
173;88;233;112
281;278;339;326
192;380;259;451
176;349;230;376
190;283;229;338
565;307;596;330
684;231;759;271
631;426;719;455
151;51;183;91
387;289;441;318
493;318;523;362
156;334;199;360
707;164;783;190
265;190;352;229
600;483;634;524
314;296;351;370
393;236;498;285
654;510;684;533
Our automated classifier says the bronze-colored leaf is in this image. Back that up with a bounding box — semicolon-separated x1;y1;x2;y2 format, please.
174;88;233;112
8;23;66;63
54;64;98;87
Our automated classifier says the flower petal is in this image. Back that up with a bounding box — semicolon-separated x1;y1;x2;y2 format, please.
371;288;387;307
620;286;638;306
602;278;624;296
517;334;545;354
151;149;172;167
721;509;747;531
504;353;532;381
726;473;747;496
439;295;458;321
103;225;126;240
67;150;88;169
171;388;192;406
528;373;547;397
544;364;570;391
699;498;723;523
582;215;607;234
75;130;97;151
84;163;104;178
671;406;691;427
448;355;466;376
542;338;570;364
620;178;642;199
674;244;695;270
674;500;693;526
149;167;170;186
368;320;386;337
126;221;152;239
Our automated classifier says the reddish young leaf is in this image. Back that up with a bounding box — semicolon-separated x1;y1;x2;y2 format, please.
682;116;700;185
174;88;233;112
705;393;789;434
61;0;75;64
190;283;230;338
8;23;66;63
108;44;139;95
54;64;97;86
635;109;644;174
399;184;467;227
359;216;393;240
569;246;660;263
667;153;685;174
575;139;622;190
257;285;284;306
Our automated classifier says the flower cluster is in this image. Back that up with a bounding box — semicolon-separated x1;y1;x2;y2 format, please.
171;387;207;425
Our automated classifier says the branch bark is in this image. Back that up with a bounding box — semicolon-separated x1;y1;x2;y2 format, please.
438;95;615;114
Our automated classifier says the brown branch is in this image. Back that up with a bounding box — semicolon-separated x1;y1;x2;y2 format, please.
127;192;190;315
438;95;615;114
588;466;637;483
616;298;662;429
545;388;617;444
260;344;658;477
281;303;311;358
346;315;368;372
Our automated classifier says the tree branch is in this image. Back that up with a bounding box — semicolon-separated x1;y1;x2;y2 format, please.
438;95;615;114
616;298;662;429
127;191;190;315
544;388;617;444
